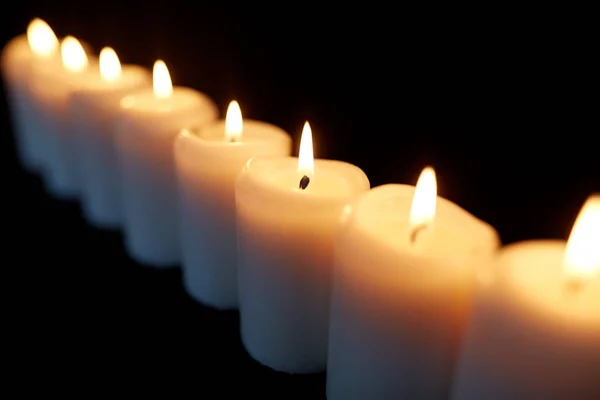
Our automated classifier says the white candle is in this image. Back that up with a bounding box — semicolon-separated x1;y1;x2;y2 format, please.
116;60;218;267
71;47;151;229
327;168;500;400
452;195;600;400
0;19;59;172
174;101;292;309
28;36;96;198
235;122;370;373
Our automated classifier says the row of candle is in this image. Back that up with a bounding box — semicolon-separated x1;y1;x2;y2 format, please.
2;19;599;399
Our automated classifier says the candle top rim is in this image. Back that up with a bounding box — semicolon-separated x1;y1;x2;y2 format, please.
183;119;291;146
120;86;218;114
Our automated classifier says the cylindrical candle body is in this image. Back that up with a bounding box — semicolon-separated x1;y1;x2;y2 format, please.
116;87;218;267
235;156;370;373
174;121;292;309
327;184;500;400
1;35;58;172
452;240;600;400
70;65;151;229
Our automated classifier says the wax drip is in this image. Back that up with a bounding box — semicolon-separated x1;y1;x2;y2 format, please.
299;175;310;190
409;224;428;245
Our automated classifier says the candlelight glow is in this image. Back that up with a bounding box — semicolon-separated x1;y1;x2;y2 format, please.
225;100;243;141
61;36;87;72
563;195;600;282
297;121;314;176
409;167;437;228
99;47;121;81
27;18;58;57
153;60;172;98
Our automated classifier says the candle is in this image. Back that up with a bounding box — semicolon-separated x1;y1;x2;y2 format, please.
116;60;218;267
452;195;600;399
235;122;370;373
28;36;96;198
71;47;151;229
0;19;59;171
174;101;292;309
326;168;500;400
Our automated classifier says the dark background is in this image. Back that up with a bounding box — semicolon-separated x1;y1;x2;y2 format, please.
1;2;597;396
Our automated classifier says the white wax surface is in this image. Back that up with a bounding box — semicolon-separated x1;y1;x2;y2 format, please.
70;65;151;228
235;156;370;373
116;86;218;267
174;121;292;309
453;240;600;399
327;184;499;400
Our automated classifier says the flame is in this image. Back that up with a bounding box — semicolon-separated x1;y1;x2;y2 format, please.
153;60;172;98
563;195;600;281
99;47;121;81
225;100;243;141
27;18;58;57
61;36;87;73
297;121;314;176
409;166;437;228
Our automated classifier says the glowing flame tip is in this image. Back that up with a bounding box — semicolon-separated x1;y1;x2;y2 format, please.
563;195;600;281
225;100;243;141
99;47;121;81
60;36;88;72
153;59;172;98
409;166;437;228
27;18;58;58
297;121;314;176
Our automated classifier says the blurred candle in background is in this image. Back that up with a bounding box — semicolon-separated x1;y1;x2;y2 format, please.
116;60;218;267
71;47;151;229
452;195;600;400
235;122;370;373
0;19;59;172
174;100;292;309
326;168;500;400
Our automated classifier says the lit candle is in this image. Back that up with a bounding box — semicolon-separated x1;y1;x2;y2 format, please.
28;35;96;198
234;122;370;373
71;47;151;229
0;19;59;171
452;195;600;400
174;100;292;309
116;60;218;267
326;168;500;400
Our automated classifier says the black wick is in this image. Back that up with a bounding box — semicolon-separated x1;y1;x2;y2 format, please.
409;224;427;245
565;278;583;294
228;137;237;143
299;175;310;190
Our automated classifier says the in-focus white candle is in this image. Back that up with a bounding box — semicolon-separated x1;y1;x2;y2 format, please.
327;168;500;400
174;101;292;309
0;19;59;172
71;47;151;229
235;122;370;373
116;60;218;267
28;36;97;198
453;195;600;400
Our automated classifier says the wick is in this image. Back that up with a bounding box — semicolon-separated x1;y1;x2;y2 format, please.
228;137;237;143
565;278;584;294
409;224;427;245
299;175;310;190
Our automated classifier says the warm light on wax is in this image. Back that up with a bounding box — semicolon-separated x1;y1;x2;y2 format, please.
61;36;87;72
563;195;600;283
225;100;243;141
26;18;58;57
297;121;314;177
409;166;437;229
99;47;121;81
153;60;172;98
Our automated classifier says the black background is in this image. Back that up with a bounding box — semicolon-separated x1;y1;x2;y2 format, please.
1;2;597;396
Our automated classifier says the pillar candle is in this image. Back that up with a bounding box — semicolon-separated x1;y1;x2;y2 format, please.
452;195;600;400
174;101;292;309
0;19;60;172
116;60;218;267
327;168;500;400
235;122;370;373
28;36;97;199
71;47;151;229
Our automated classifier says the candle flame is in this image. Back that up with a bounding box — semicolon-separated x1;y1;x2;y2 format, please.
27;18;58;58
409;166;437;228
297;121;314;176
225;100;243;141
61;36;87;73
99;47;121;81
153;60;172;98
563;195;600;282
